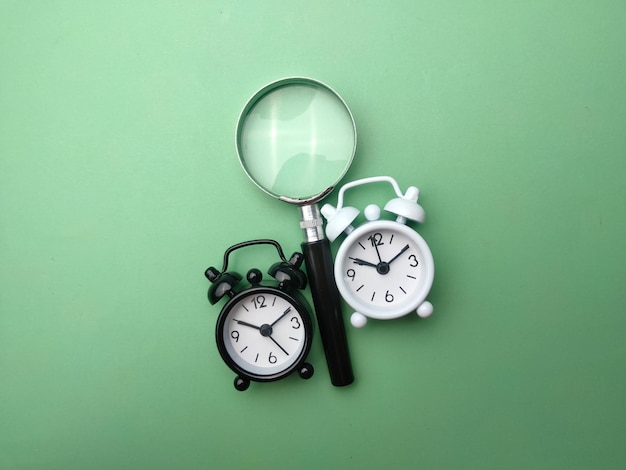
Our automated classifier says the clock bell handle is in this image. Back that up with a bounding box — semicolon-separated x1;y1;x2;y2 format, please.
219;239;287;272
335;175;403;210
300;204;354;387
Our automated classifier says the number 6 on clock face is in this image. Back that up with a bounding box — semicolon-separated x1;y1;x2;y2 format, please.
334;220;434;322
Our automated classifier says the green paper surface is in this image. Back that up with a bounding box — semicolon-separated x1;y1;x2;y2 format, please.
1;2;625;469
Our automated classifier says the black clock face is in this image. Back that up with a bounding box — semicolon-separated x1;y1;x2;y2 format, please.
336;221;434;319
216;287;312;381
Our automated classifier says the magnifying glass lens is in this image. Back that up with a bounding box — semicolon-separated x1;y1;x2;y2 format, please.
237;82;356;200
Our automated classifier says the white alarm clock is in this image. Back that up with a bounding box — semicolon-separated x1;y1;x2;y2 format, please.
321;176;434;328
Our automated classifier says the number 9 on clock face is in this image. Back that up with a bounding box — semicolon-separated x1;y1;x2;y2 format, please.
334;220;434;321
216;287;312;381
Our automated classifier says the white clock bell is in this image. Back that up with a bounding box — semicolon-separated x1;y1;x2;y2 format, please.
321;176;435;328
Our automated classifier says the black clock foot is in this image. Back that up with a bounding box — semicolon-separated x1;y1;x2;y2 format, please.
234;376;250;391
299;363;314;380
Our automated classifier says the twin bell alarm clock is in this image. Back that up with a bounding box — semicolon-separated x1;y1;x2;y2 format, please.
205;239;314;391
321;176;435;328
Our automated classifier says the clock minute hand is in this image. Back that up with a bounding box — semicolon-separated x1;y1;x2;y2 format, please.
270;307;292;327
370;237;383;263
387;244;410;265
349;257;378;268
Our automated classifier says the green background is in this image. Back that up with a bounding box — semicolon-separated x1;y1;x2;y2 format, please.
1;1;625;469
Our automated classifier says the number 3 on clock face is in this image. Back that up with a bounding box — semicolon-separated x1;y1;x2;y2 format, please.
334;220;434;323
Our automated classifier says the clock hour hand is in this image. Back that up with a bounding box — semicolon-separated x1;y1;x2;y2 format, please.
387;244;410;265
235;319;261;331
349;257;378;268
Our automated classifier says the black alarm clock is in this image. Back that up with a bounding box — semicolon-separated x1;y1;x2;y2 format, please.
205;239;314;391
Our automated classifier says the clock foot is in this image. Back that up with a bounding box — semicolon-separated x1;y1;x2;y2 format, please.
299;363;314;380
417;301;433;318
234;376;250;391
351;312;368;328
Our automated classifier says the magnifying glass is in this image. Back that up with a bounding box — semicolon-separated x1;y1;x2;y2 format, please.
236;77;355;386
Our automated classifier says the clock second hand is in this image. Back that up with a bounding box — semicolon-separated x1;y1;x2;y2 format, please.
269;335;289;355
268;307;293;355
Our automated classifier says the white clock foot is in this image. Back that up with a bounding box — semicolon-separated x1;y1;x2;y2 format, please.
416;301;433;318
351;312;368;328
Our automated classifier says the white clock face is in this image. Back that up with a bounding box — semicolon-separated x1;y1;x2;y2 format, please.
335;221;434;319
220;289;309;378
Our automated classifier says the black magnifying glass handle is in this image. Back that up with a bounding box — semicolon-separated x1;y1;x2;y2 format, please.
300;204;354;386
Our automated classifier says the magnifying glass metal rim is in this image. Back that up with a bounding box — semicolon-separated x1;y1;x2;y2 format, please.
235;76;357;206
